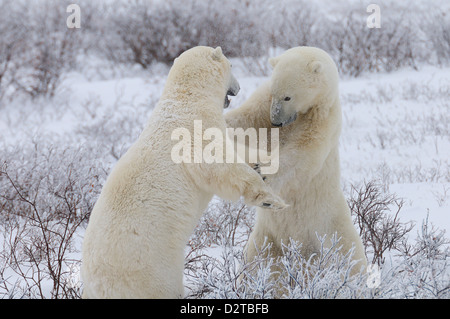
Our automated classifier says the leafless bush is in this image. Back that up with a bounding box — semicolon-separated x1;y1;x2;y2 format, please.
98;1;193;67
398;213;449;261
421;7;450;66
193;199;255;248
278;236;369;299
13;1;81;98
2;0;448;87
185;179;449;299
385;215;450;298
0;206;85;299
264;0;319;49
0;1;28;104
75;92;157;161
239;55;273;77
0;0;81;101
185;238;278;299
98;0;268;68
190;0;269;58
186;234;369;299
0;141;107;298
186;204;449;299
319;4;423;77
348;181;414;265
185;200;369;299
185;199;255;280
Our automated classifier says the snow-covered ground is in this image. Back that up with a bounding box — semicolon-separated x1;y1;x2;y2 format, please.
338;66;450;234
0;58;449;298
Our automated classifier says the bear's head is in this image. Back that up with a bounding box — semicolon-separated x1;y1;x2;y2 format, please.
167;46;240;109
268;46;339;127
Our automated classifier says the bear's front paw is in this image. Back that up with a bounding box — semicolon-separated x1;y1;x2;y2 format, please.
248;191;288;211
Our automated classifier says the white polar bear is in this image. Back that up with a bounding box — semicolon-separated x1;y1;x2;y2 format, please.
225;46;367;275
81;46;286;299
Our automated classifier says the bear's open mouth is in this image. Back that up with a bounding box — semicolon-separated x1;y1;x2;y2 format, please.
224;89;236;108
284;112;298;126
224;94;231;108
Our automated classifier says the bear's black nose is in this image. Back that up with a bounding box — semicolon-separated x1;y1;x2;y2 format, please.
227;88;237;97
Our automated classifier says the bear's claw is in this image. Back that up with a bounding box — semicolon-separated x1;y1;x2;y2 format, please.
253;163;268;182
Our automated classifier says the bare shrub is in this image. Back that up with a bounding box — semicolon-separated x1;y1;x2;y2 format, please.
185;234;369;299
98;0;269;68
0;0;81;100
91;0;448;75
0;1;29;103
320;4;422;77
348;181;414;265
186;206;449;299
98;1;193;68
398;213;449;261
278;236;368;299
2;0;449;87
264;0;319;49
185;238;278;299
239;55;273;77
12;1;80;98
386;215;450;298
0;141;106;298
185;199;255;283
193;199;255;248
189;0;269;58
0;207;85;299
75;93;157;161
421;6;450;65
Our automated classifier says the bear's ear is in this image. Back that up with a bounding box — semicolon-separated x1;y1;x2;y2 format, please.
268;57;279;68
212;46;223;61
309;61;323;74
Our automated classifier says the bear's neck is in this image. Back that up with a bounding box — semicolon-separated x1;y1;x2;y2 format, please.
161;68;225;101
161;82;224;105
279;93;341;148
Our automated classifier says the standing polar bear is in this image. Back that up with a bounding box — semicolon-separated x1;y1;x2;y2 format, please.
225;47;367;275
81;46;286;299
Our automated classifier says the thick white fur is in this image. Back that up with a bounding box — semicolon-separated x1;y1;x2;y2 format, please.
81;46;286;299
225;47;367;273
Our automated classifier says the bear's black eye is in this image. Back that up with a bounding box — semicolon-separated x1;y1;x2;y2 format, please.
284;97;291;101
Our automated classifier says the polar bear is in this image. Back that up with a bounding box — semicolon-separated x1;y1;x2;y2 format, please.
81;46;286;299
225;46;367;277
